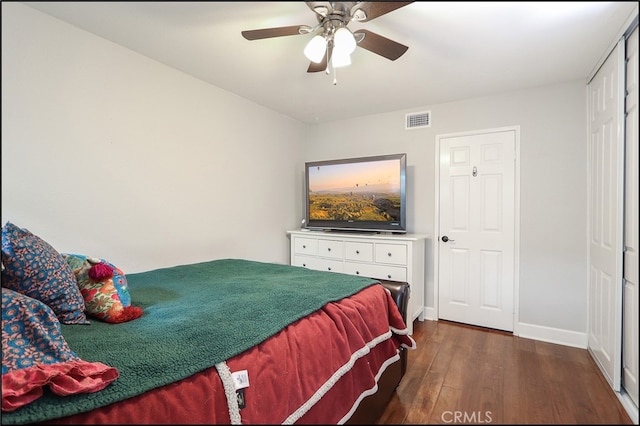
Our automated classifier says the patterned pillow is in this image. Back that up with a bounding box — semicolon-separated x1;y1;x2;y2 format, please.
1;223;88;325
63;253;142;324
110;263;132;307
2;287;119;411
1;288;77;375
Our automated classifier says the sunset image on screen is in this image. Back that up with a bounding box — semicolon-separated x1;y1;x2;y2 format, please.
307;159;402;222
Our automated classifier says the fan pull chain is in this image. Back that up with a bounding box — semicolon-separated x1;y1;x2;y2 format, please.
325;47;330;75
330;59;337;85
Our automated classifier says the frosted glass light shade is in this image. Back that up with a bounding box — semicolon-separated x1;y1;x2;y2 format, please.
332;49;351;68
304;35;327;63
333;27;356;55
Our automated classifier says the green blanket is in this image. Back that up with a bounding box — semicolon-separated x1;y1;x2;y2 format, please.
2;258;378;425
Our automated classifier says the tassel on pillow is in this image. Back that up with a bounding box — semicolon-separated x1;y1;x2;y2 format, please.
88;263;114;282
110;305;144;323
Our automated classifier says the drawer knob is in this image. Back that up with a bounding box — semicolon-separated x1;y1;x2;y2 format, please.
387;274;392;279
356;250;360;254
356;271;360;275
328;267;332;271
303;245;306;249
327;247;331;252
387;252;392;257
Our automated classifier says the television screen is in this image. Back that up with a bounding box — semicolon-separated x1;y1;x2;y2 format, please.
304;153;406;233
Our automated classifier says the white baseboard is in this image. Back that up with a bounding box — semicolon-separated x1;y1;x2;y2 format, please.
418;308;588;349
617;390;639;424
516;321;587;348
422;306;437;321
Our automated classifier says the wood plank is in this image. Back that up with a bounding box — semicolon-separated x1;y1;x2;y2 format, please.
379;319;633;425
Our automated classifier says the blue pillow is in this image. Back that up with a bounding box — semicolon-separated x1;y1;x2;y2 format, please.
1;222;88;325
1;288;78;374
2;287;119;412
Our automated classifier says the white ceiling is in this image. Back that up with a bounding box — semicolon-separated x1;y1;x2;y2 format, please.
22;1;638;124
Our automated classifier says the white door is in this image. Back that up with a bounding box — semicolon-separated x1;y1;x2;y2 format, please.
587;39;624;392
622;24;639;408
437;128;517;332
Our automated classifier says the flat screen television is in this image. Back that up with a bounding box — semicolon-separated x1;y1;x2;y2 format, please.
304;153;406;233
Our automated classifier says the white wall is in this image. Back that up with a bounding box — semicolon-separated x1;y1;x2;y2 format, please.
303;82;589;337
2;3;589;339
1;3;306;273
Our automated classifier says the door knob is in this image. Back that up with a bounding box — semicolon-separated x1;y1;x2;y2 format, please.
442;235;455;242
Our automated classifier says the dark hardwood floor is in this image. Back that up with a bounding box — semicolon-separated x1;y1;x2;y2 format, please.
379;319;633;424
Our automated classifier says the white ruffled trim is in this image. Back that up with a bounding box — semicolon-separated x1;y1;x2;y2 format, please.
282;330;394;424
391;325;417;350
336;353;401;424
383;286;417;350
215;361;242;425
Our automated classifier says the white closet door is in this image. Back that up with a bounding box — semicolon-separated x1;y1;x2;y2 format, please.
587;40;625;391
622;24;639;408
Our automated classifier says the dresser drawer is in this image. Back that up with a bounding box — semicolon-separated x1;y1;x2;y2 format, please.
293;237;318;256
316;258;344;273
292;255;321;270
374;243;408;266
318;239;344;259
343;262;407;282
344;242;374;262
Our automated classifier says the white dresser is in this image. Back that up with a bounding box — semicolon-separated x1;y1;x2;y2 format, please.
287;230;427;334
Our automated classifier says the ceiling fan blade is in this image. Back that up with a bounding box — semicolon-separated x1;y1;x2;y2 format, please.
241;26;306;41
307;44;333;73
351;1;414;22
354;29;408;61
307;61;326;73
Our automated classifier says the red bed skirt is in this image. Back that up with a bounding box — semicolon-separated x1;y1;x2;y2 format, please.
42;284;415;424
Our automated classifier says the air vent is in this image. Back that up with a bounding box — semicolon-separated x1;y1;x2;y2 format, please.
405;111;431;129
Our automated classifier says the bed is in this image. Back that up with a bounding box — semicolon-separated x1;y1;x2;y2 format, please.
1;223;415;425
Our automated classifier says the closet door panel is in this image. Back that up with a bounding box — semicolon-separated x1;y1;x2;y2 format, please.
587;39;624;391
622;24;639;408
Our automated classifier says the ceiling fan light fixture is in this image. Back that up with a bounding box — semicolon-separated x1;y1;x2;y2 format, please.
241;1;414;76
304;34;327;63
333;27;356;55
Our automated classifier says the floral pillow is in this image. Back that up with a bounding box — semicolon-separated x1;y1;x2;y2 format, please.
63;254;142;324
2;288;119;411
1;222;88;325
2;288;77;374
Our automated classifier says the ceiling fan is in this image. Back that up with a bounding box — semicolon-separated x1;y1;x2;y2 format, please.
241;2;414;73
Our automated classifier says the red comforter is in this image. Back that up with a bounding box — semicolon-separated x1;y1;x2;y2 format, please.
44;284;415;424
